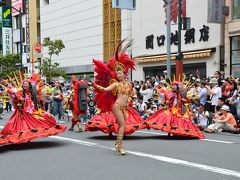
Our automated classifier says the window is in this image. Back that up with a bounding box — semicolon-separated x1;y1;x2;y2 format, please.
233;0;240;20
231;36;240;77
15;15;21;29
43;0;49;5
16;42;20;53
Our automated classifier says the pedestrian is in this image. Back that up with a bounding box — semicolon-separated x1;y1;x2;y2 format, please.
51;81;64;123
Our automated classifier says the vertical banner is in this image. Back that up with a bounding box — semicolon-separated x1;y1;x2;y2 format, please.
25;0;30;63
2;28;12;54
208;0;224;23
11;0;23;16
1;6;13;55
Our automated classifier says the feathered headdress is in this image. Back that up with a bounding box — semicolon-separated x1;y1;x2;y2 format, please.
92;39;135;112
108;39;135;75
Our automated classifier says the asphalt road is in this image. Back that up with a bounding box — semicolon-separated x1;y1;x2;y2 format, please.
0;112;240;180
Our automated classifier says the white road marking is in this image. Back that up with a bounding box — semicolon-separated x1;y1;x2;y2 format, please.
137;130;235;144
203;139;234;144
136;130;166;136
50;135;240;178
126;150;240;178
1;125;240;178
49;136;97;147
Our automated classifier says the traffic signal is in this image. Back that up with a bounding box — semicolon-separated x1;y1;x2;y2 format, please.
176;52;183;60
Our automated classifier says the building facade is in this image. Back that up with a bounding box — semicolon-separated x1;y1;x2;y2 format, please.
28;0;41;73
39;0;229;80
39;0;132;78
12;0;28;67
40;0;103;76
11;0;40;74
131;0;222;80
225;0;240;77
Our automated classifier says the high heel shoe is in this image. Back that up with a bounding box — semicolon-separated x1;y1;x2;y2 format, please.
115;135;126;155
115;145;126;155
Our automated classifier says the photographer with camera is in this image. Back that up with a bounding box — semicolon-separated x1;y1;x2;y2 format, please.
140;83;153;104
205;78;222;114
198;81;208;106
194;104;209;131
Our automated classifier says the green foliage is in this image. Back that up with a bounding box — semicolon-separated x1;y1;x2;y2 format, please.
0;54;20;78
37;39;65;82
39;58;65;80
42;39;65;58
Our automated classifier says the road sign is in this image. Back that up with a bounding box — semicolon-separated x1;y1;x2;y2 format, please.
112;0;136;10
33;42;42;53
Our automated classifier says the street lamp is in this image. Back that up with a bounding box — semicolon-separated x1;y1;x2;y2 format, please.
0;1;23;69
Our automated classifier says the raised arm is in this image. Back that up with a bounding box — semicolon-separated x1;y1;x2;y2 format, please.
93;82;118;92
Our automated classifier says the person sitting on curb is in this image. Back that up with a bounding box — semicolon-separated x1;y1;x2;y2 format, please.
194;104;209;131
204;105;240;133
210;97;226;123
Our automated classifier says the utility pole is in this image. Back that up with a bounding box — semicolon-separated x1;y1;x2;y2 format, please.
19;8;23;68
166;0;171;79
175;0;183;80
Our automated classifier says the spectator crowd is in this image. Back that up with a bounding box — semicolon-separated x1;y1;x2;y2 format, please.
0;70;240;134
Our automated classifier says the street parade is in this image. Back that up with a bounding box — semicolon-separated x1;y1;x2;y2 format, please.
0;0;240;180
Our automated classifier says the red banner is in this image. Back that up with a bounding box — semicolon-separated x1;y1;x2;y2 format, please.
11;0;23;16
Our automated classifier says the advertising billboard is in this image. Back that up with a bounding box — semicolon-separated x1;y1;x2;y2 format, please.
0;6;12;55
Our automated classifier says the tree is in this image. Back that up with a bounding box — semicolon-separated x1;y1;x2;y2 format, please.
37;39;65;82
0;53;20;78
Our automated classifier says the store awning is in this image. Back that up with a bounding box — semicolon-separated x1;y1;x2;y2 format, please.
134;48;216;63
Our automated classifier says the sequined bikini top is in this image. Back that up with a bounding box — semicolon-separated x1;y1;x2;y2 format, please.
111;79;132;96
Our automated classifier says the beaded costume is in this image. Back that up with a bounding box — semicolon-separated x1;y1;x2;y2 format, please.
0;72;66;145
85;40;146;135
145;80;204;139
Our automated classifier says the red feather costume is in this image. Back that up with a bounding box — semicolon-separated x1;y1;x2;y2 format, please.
145;81;204;139
85;40;146;135
0;73;66;145
68;75;88;131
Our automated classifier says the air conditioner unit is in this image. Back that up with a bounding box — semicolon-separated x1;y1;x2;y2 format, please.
112;0;136;10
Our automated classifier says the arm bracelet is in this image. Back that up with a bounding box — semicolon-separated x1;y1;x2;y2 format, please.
94;84;105;91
